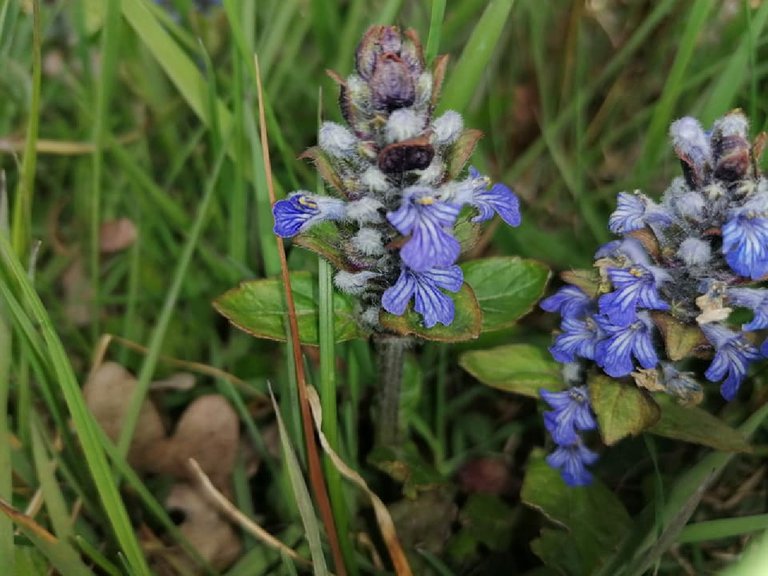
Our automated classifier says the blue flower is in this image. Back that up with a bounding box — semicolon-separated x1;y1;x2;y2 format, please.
594;237;651;266
381;264;463;328
546;441;599;487
701;324;760;401
540;285;592;319
598;266;670;327
608;191;672;234
594;313;658;378
722;206;768;280
727;288;768;331
550;316;604;363
387;186;461;271
273;193;347;238
465;167;521;226
442;167;521;227
540;386;597;445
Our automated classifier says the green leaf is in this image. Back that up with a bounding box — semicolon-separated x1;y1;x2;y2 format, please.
651;312;708;362
522;450;632;575
459;344;562;398
446;129;483;179
589;376;660;446
293;222;351;271
458;494;515;551
298;146;345;194
368;443;447;500
439;0;515;113
560;268;601;297
462;257;551;332
380;283;482;342
453;212;481;255
649;395;751;453
214;272;365;345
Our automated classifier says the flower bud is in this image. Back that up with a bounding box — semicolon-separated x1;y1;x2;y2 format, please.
351;227;385;256
377;136;434;173
711;111;751;182
385;109;424;143
346;197;384;224
670;117;712;186
355;26;425;113
677;237;711;267
319;122;358;158
432;111;464;147
334;270;378;295
360;167;390;194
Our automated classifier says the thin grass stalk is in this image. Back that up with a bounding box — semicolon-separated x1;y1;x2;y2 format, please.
0;173;14;574
89;0;121;342
11;0;40;261
254;56;346;576
116;142;229;460
316;88;357;574
319;257;357;574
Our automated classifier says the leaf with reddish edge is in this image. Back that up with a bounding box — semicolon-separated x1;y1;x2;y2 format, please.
380;283;482;342
430;54;450;107
447;128;483;179
293;222;353;271
299;146;346;195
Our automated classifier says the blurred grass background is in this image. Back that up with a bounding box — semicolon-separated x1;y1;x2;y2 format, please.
1;0;768;574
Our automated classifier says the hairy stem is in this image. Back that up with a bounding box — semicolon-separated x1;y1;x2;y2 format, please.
375;335;410;445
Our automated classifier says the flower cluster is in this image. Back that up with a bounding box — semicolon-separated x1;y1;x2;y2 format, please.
271;26;520;330
540;111;768;485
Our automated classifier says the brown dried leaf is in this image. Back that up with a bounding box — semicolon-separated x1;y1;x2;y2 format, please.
62;258;93;326
148;395;239;492
164;483;241;571
99;218;138;253
83;362;166;469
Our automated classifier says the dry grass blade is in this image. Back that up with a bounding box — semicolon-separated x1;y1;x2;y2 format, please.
188;458;311;568
306;387;413;576
253;54;346;575
91;334;268;406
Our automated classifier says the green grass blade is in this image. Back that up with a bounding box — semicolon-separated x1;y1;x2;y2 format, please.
678;514;768;544
11;0;41;261
89;0;122;339
121;0;232;134
30;418;73;542
0;235;150;574
319;256;356;575
697;1;768;124
440;0;514;112
116;142;229;460
0;498;91;576
271;387;329;575
425;0;446;65
0;173;14;574
637;1;714;176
